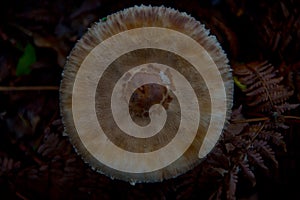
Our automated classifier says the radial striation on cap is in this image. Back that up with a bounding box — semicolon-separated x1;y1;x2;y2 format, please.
60;5;233;184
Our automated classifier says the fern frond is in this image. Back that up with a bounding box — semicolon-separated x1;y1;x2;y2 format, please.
274;103;300;115
234;61;297;115
231;137;250;149
247;150;268;170
207;147;230;169
252;140;278;167
239;158;256;186
238;74;257;85
0;157;21;176
225;167;238;200
247;89;293;107
271;90;294;105
264;120;290;129
258;130;286;151
245;77;283;96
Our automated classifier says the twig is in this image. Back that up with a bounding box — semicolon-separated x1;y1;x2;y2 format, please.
232;117;269;123
284;115;300;120
0;86;59;91
233;115;300;124
15;191;29;200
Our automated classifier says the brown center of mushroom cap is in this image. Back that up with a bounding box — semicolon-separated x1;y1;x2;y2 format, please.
129;83;173;126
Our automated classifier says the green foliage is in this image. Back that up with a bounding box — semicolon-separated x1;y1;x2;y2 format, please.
16;43;36;76
233;76;247;90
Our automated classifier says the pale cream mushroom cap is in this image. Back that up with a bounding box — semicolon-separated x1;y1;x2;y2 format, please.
60;5;233;184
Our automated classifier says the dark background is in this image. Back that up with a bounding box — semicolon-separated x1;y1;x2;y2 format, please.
0;0;299;199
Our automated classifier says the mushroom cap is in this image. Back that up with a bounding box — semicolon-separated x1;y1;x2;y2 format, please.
60;5;233;184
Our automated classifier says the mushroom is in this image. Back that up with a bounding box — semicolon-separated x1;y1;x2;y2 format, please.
60;5;233;184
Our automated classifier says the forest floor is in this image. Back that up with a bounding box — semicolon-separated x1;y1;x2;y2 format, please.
0;0;299;199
